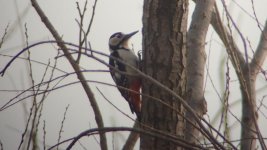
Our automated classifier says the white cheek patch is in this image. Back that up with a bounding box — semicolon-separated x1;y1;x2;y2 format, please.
109;38;120;47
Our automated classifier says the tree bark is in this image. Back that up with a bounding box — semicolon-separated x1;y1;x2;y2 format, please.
141;0;188;149
185;0;215;144
240;68;258;150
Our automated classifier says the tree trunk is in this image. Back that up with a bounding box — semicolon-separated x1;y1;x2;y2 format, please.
240;19;267;150
140;0;188;149
185;0;215;143
240;68;258;150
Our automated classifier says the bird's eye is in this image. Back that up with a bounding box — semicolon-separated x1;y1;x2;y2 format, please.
116;33;122;38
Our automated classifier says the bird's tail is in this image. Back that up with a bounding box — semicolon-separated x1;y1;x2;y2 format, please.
129;79;141;120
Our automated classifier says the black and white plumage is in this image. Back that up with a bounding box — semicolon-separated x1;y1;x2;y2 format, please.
108;31;141;119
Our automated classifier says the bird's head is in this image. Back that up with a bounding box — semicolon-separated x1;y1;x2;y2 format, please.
109;31;138;52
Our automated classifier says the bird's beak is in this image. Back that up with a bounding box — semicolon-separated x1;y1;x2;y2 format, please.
124;30;138;40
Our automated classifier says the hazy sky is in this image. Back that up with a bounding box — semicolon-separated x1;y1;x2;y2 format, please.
0;0;267;149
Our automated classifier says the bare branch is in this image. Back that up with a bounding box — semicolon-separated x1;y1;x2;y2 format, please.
76;0;88;64
0;140;3;150
0;23;9;48
65;127;205;150
97;87;140;149
250;0;264;33
186;0;216;145
250;20;267;75
43;120;46;150
57;104;70;150
84;0;98;43
220;0;249;64
29;0;108;149
211;2;267;149
211;2;245;68
122;121;140;150
0;40;235;148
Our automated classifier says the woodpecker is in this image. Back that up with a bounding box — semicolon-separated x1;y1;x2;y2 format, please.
108;31;141;119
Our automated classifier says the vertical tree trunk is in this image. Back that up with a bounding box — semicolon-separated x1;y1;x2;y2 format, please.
240;58;266;150
240;69;258;150
240;19;267;150
185;0;215;143
140;0;188;149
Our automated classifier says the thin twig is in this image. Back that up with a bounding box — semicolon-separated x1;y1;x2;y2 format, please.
0;70;108;111
57;104;70;150
122;121;140;150
76;0;88;64
83;0;98;44
0;139;3;150
0;40;235;148
220;0;248;64
0;23;10;48
43;120;46;150
65;127;205;150
218;1;267;149
17;92;36;150
250;0;264;35
96;87;136;121
30;0;108;149
223;58;231;148
0;53;67;73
